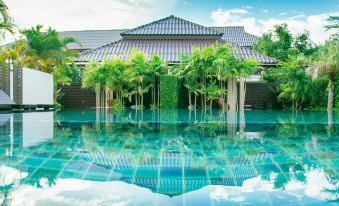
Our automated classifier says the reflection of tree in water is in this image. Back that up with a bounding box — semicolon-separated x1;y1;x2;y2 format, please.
0;110;337;200
254;111;339;201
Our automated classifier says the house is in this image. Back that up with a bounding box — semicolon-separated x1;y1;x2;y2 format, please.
59;15;278;108
59;15;276;65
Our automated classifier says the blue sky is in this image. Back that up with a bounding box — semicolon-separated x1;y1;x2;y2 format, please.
3;0;339;44
173;0;339;25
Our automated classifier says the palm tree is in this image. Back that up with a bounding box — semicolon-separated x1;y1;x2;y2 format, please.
148;55;165;109
308;35;339;129
82;60;111;107
324;16;339;30
19;25;80;103
0;0;14;34
126;49;149;109
207;80;223;110
213;44;236;111
20;25;79;74
82;61;101;106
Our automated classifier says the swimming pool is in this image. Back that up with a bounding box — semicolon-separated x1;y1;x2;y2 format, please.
0;109;338;205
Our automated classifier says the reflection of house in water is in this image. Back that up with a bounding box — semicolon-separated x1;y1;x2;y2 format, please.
0;118;280;197
0;114;318;197
70;151;276;196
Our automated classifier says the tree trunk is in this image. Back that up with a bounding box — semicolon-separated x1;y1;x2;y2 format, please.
227;76;237;137
239;77;245;112
239;76;245;138
232;76;237;111
157;80;160;109
95;84;100;108
105;88;109;108
194;93;197;109
327;79;334;131
188;90;192;109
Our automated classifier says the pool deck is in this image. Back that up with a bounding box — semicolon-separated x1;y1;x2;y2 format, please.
0;90;54;111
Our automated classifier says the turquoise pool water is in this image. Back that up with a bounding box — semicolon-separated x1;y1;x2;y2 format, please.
0;109;338;205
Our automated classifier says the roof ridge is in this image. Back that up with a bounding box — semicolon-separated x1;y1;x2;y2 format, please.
121;15;223;36
170;15;223;35
59;29;128;33
120;16;170;35
209;26;244;28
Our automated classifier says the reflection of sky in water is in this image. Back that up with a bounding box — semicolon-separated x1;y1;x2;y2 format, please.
0;109;338;205
0;168;336;206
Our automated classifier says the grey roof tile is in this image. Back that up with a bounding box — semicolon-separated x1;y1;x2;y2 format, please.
210;27;259;47
121;15;223;36
76;39;277;64
59;29;127;50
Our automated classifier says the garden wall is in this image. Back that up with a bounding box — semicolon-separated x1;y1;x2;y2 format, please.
59;83;96;108
22;68;53;105
59;81;277;109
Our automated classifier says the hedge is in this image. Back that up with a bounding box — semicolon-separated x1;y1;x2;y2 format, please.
160;75;179;108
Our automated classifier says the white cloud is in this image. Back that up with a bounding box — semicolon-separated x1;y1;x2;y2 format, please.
288;14;306;20
261;9;269;13
4;0;178;31
183;1;192;6
211;8;259;38
211;8;339;44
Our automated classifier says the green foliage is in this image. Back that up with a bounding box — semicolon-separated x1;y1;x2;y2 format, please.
82;50;166;109
0;0;14;35
82;58;128;108
276;58;312;109
254;24;317;61
335;76;339;109
309;77;328;109
262;56;339;110
0;40;25;83
308;34;339;80
324;16;339;30
20;25;79;85
179;43;258;109
160;75;179;108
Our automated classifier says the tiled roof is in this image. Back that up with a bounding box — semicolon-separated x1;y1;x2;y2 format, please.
59;29;127;50
210;27;259;47
121;15;223;37
76;39;277;64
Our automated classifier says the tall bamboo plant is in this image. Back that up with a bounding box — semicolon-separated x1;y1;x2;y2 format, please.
213;44;237;111
148;55;165;109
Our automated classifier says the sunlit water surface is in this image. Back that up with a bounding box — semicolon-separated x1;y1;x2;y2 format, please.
0;109;338;206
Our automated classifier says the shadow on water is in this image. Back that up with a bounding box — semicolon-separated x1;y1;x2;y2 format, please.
0;109;338;205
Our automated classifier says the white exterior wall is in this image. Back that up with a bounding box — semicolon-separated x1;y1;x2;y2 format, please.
22;68;53;105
